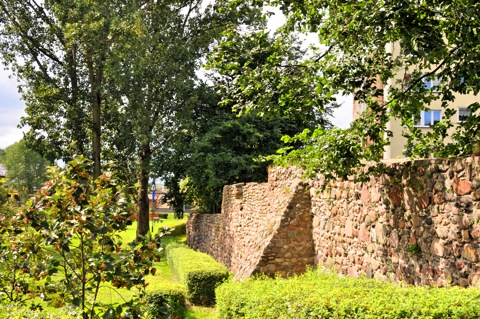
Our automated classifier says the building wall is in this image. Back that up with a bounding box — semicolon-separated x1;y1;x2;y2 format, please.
353;43;480;159
187;157;480;287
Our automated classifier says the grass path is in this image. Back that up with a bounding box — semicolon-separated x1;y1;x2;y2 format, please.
122;217;219;319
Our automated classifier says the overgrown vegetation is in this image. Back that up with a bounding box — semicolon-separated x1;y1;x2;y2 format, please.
216;269;480;319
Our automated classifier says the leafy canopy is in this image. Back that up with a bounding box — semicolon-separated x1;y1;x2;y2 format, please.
209;0;480;180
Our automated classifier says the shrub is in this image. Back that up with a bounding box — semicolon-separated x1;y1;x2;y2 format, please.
145;284;186;319
6;156;162;319
216;269;480;319
156;219;187;237
166;243;230;306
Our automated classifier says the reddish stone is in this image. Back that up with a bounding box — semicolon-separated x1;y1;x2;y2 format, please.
471;225;480;239
431;239;445;257
416;194;430;210
453;178;472;196
460;278;470;288
361;185;370;204
358;223;370;242
473;189;480;201
462;244;478;262
432;193;445;204
389;186;403;207
417;167;425;176
345;219;354;238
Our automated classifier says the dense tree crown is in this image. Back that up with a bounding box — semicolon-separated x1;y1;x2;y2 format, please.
1;139;50;195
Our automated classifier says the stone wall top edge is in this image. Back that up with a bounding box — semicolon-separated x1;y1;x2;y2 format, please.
382;156;480;166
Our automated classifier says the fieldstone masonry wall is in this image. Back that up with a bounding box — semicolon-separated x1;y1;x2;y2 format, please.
187;167;314;280
187;157;480;287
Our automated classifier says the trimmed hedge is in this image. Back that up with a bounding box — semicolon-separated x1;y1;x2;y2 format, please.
145;284;187;319
216;269;480;319
157;219;187;237
166;243;230;306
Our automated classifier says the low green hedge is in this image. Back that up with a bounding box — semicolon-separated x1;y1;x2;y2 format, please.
145;284;187;319
168;221;186;236
216;269;480;319
166;243;230;306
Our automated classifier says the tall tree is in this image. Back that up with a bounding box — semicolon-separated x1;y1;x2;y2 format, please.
209;0;480;180
105;0;263;236
0;0;133;178
3;139;50;195
152;81;326;213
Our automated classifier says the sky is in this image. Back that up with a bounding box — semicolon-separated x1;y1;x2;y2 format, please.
0;68;26;149
0;7;352;150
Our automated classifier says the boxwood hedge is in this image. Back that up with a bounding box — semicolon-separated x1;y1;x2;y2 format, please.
216;269;480;319
165;243;230;306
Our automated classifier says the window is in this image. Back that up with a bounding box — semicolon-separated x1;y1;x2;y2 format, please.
457;108;471;123
423;77;441;92
415;110;441;127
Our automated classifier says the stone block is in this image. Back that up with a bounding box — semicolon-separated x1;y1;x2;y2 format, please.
345;219;354;238
416;194;430;210
389;186;403;207
361;185;370;204
462;244;478;262
431;239;445;257
453;178;472;196
376;223;388;245
471;224;480;239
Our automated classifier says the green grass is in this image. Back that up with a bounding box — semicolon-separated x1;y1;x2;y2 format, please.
111;218;218;319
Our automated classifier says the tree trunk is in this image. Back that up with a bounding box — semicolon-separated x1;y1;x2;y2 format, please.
86;51;103;179
92;91;101;179
136;141;151;239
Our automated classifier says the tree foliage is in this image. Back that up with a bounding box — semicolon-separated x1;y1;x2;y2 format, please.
152;83;321;213
209;0;480;180
2;139;50;195
0;0;264;237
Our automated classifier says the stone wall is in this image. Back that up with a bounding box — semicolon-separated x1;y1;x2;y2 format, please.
187;167;315;280
187;157;480;287
311;157;480;287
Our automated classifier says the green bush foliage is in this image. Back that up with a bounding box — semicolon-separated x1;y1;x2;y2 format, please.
145;284;186;319
165;243;229;306
156;219;187;238
216;269;480;319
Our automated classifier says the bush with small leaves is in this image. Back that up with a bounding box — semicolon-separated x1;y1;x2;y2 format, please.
2;156;163;319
